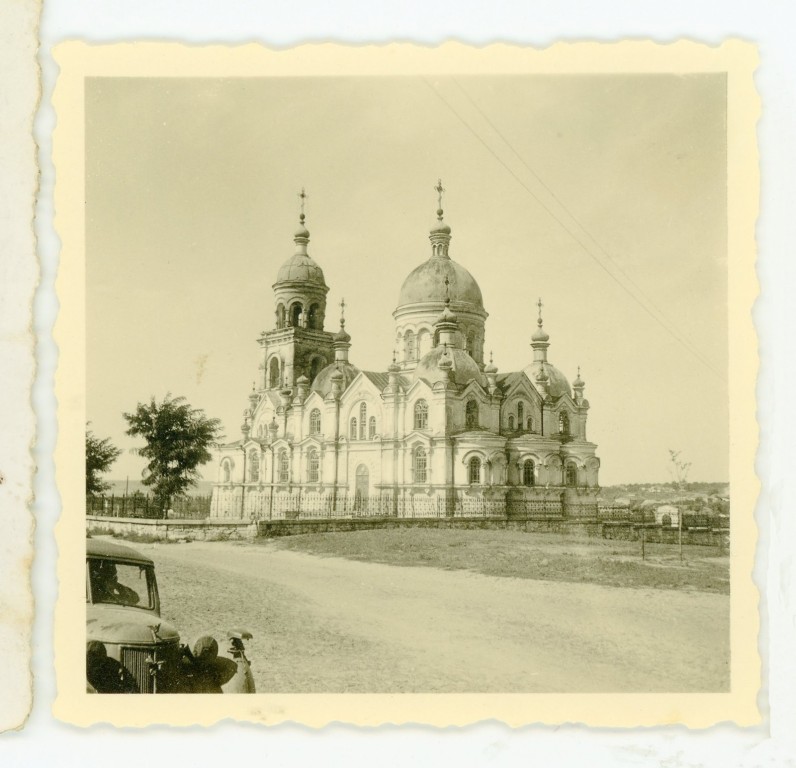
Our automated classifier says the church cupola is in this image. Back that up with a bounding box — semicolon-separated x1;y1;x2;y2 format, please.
434;277;459;349
573;366;585;404
429;179;452;258
484;351;498;393
531;297;550;363
333;298;352;363
272;189;330;332
259;189;336;392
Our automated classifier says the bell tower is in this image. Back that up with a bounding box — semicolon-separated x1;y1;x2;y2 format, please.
257;190;335;391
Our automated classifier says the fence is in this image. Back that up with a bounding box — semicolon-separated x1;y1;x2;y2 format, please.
86;494;212;520
215;491;538;521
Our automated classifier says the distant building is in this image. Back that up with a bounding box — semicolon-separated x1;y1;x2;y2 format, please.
211;186;601;519
655;504;680;527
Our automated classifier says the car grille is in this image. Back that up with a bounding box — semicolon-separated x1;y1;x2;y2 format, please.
121;642;180;693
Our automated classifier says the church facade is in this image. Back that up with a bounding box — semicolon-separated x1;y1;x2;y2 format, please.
210;187;601;520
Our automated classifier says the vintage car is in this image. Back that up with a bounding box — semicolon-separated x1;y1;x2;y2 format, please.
86;537;255;693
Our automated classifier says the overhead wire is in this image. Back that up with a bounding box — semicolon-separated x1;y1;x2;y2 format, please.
421;77;725;382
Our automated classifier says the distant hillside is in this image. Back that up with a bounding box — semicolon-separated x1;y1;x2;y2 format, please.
105;479;214;497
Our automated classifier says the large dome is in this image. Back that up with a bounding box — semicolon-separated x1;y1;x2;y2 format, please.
275;253;327;286
414;346;486;388
398;257;483;309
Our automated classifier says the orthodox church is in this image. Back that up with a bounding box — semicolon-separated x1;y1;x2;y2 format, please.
210;185;600;520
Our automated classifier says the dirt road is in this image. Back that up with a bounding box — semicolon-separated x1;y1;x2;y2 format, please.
145;540;729;693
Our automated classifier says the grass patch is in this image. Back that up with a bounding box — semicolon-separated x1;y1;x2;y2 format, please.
268;528;729;594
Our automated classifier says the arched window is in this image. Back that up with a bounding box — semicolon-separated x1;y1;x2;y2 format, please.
350;417;357;440
468;456;481;485
248;450;260;482
221;460;231;483
465;400;479;430
278;450;289;484
508;415;515;431
466;330;475;357
517;401;524;427
276;304;286;329
414;399;429;430
559;411;570;435
527;417;533;432
566;463;578;487
309;408;321;435
405;330;416;361
368;416;376;439
414;446;427;483
307;449;319;483
307;303;319;330
290;303;303;327
523;459;535;487
359;403;367;440
268;357;280;389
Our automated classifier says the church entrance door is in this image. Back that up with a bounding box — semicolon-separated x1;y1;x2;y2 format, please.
355;464;369;513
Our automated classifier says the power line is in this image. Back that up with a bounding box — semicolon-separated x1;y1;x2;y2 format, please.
450;77;718;375
421;77;725;382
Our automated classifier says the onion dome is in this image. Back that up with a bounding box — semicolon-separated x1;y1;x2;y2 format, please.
296;374;309;386
535;364;549;384
484;350;498;374
274;198;328;288
333;325;351;344
532;321;550;343
396;181;484;310
573;367;585;389
333;299;351;344
388;349;401;374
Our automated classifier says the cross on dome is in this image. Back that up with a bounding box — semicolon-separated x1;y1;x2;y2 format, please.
435;179;445;219
298;187;308;223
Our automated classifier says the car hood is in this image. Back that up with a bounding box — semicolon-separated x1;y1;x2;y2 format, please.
87;605;180;645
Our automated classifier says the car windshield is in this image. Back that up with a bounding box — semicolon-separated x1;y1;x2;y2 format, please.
87;558;156;609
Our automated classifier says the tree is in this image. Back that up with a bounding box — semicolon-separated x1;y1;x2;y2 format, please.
123;394;222;513
86;425;122;496
668;449;691;491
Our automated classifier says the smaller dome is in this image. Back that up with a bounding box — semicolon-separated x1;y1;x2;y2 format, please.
484;353;497;374
573;370;585;388
415;346;486;388
312;362;359;396
431;211;451;235
436;303;457;326
297;374;309;385
333;326;351;343
532;323;550;343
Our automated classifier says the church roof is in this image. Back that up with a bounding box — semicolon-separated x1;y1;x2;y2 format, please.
523;360;572;398
397;257;483;310
415;346;487;388
275;253;327;286
311;361;360;396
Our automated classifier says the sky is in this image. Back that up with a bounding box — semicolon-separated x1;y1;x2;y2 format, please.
85;74;728;487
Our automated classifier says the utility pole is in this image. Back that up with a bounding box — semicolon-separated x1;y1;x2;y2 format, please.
678;504;684;562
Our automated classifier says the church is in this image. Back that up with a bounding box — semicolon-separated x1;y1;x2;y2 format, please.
210;184;601;520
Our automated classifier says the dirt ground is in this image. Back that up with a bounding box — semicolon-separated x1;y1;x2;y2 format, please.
136;537;730;694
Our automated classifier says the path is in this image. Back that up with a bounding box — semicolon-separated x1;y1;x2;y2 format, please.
144;540;729;693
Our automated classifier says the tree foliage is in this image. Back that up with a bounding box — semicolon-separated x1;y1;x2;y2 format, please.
668;449;692;490
123;394;222;510
86;426;122;496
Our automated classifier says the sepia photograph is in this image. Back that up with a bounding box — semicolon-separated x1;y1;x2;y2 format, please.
53;42;759;726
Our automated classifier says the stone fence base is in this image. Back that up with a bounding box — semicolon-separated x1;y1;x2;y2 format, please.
87;514;726;547
87;515;258;542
